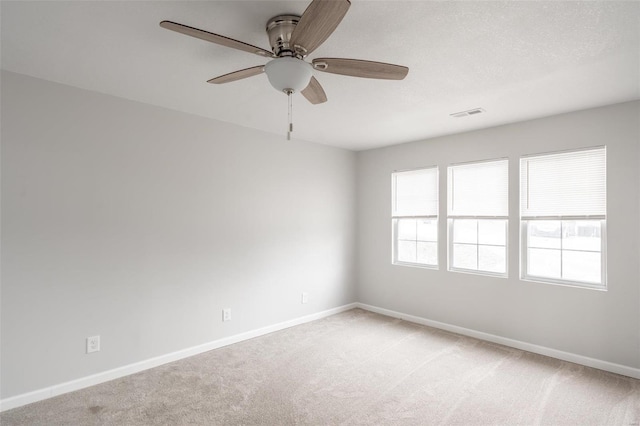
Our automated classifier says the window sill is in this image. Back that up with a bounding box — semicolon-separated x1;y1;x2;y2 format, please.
521;275;607;291
448;267;508;279
392;261;439;270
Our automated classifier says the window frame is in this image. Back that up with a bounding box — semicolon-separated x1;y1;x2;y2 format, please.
520;218;607;289
391;166;439;269
392;217;439;268
447;218;509;278
519;147;607;290
447;158;509;278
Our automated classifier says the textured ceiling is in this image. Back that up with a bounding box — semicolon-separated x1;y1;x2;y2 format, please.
2;1;639;151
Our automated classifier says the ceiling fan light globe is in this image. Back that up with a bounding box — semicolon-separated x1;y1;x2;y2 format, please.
265;57;313;93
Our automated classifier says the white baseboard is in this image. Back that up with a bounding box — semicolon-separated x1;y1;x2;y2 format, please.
3;301;638;412
0;303;358;412
355;302;640;380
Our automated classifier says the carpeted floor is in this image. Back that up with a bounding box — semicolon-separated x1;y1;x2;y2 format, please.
2;308;639;425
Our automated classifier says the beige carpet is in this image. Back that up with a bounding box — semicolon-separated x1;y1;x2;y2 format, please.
2;308;639;425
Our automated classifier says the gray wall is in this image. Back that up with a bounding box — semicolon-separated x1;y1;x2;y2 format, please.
0;71;357;398
2;69;638;401
356;101;640;368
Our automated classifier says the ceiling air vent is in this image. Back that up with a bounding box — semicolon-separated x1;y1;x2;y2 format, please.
450;108;485;118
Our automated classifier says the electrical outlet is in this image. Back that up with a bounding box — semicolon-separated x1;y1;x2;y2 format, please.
86;335;100;354
222;308;231;322
301;292;309;304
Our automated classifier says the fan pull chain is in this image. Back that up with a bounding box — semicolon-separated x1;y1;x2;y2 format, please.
287;90;293;140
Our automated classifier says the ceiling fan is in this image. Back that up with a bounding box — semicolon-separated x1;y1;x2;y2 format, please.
159;0;409;106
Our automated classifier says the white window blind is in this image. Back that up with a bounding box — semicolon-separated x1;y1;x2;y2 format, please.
393;168;438;217
448;159;508;217
520;147;606;218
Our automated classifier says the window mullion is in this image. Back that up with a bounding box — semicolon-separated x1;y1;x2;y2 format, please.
559;220;563;279
475;220;480;270
414;220;418;263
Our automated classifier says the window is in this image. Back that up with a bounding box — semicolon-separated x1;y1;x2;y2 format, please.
448;159;508;276
520;147;606;289
392;167;438;268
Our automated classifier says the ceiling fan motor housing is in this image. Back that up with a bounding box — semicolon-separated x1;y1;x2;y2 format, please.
266;15;301;57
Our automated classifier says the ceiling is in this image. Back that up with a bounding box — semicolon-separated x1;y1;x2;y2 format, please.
2;1;638;151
